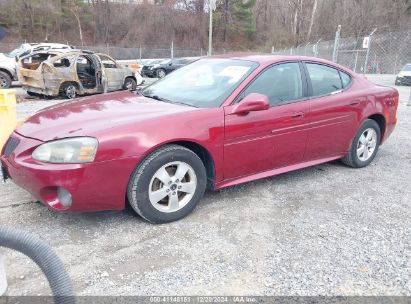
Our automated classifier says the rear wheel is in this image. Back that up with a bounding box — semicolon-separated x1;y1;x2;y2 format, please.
127;145;207;223
0;71;11;89
342;119;381;168
62;83;77;99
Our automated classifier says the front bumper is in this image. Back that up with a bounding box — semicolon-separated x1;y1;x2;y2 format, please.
141;69;156;78
1;132;142;212
395;76;411;85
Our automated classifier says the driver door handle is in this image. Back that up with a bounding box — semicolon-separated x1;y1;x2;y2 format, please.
291;112;304;119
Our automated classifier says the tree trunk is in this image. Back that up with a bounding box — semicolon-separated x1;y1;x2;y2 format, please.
306;0;318;42
72;10;83;46
292;5;298;44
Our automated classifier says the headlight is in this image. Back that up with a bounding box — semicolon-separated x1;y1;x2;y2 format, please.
32;137;98;164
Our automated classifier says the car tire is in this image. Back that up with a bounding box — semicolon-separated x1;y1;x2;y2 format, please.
127;144;207;224
0;71;12;89
394;78;401;86
156;69;166;78
123;77;137;90
62;83;77;99
341;119;381;168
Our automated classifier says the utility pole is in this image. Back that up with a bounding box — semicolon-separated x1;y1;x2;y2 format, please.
208;0;216;55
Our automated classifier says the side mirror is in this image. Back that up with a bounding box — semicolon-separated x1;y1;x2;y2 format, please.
230;93;270;115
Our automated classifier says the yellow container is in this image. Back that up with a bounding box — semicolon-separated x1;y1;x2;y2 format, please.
0;89;17;152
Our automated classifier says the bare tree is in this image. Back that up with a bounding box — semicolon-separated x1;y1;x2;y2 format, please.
306;0;318;42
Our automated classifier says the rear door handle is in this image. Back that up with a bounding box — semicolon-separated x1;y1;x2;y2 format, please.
291;112;304;119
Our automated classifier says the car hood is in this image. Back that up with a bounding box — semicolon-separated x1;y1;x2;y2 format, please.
0;53;15;63
398;71;411;77
16;91;196;142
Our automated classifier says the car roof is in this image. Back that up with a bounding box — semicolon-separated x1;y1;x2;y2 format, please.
209;53;354;73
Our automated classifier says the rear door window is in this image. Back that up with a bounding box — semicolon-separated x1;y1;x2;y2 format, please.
306;63;342;96
53;56;74;68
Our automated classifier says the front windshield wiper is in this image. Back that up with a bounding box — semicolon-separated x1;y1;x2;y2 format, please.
140;91;198;108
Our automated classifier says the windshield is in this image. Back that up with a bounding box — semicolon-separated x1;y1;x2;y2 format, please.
141;58;258;108
6;44;30;58
401;64;411;71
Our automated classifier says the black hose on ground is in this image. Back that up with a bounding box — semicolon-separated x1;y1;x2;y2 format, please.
0;225;75;304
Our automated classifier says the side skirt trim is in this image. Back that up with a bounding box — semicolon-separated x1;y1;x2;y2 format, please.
215;155;343;189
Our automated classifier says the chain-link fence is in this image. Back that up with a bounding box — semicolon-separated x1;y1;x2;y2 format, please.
1;29;410;72
83;45;204;59
273;29;411;74
0;42;204;60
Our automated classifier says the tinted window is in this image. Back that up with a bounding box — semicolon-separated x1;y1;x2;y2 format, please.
306;63;342;96
243;62;303;106
339;71;351;88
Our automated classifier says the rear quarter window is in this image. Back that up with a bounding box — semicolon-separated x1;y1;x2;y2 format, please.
339;71;351;88
306;63;342;96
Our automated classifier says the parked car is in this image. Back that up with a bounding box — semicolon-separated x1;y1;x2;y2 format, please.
0;43;74;88
16;50;143;99
141;58;192;78
1;55;398;223
395;63;411;86
0;53;16;88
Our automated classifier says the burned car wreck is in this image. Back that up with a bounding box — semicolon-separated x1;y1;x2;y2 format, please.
17;50;143;99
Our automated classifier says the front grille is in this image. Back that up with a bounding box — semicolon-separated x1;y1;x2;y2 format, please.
3;137;20;157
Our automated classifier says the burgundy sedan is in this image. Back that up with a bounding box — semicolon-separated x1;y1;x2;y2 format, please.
1;55;398;223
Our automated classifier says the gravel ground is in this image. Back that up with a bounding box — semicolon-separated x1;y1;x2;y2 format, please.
0;75;410;296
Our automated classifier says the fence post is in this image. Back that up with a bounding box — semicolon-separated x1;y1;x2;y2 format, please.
314;39;321;57
363;28;377;74
332;25;341;62
407;88;411;106
353;50;359;72
271;46;275;54
139;45;142;60
171;41;174;59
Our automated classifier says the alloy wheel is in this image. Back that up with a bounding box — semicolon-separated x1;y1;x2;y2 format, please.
158;70;166;78
148;161;197;213
357;128;377;161
0;75;7;88
66;85;76;99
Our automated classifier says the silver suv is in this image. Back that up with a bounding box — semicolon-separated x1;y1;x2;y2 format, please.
0;43;74;88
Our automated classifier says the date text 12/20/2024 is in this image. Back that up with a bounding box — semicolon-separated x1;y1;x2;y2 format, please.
149;296;258;303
